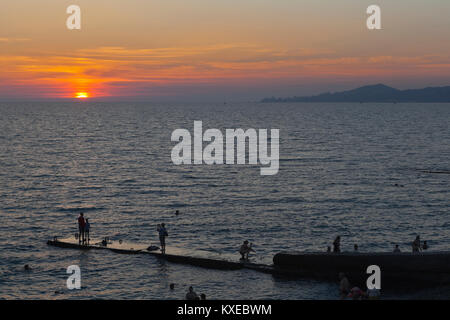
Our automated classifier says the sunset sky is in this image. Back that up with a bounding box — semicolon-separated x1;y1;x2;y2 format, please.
1;0;450;101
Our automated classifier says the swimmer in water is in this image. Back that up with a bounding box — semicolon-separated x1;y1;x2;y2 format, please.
348;287;366;300
339;272;350;299
185;286;199;300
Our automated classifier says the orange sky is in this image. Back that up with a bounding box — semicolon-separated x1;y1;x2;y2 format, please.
1;0;450;101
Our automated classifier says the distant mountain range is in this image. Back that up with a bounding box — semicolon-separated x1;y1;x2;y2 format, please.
261;84;450;103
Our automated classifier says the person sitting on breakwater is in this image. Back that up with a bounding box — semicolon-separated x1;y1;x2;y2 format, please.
333;236;341;253
412;235;421;253
239;241;255;261
354;244;358;252
77;213;86;244
338;272;350;299
422;241;429;250
157;223;168;254
101;237;109;247
200;293;206;300
186;286;199;300
393;244;401;253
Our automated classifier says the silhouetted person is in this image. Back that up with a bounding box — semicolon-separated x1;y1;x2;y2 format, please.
24;264;31;271
412;235;421;253
85;218;91;244
200;293;206;300
170;283;175;290
186;286;198;300
157;223;168;254
339;272;350;299
77;213;86;244
354;244;358;252
393;244;401;253
333;236;341;253
175;210;180;216
422;241;429;250
327;246;331;253
348;287;366;300
367;287;381;300
239;240;255;261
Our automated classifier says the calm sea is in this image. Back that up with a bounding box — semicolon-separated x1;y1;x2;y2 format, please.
0;101;449;299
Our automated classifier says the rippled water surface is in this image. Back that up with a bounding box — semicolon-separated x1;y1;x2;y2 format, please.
0;102;449;299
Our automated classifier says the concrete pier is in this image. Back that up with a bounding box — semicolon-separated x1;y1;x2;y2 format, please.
47;237;269;272
47;237;450;288
273;251;450;287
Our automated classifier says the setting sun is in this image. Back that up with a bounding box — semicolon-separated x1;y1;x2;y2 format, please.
75;92;89;99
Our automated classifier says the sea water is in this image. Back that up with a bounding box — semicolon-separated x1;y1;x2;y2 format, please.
0;101;449;299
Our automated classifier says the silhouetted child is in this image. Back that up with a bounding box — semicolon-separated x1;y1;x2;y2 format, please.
85;219;91;244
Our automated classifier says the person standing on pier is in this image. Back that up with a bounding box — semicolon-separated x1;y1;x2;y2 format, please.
333;236;341;253
84;218;91;244
77;213;86;245
157;223;168;254
412;235;421;253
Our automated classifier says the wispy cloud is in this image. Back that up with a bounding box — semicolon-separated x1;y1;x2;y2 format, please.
0;37;31;42
1;43;450;99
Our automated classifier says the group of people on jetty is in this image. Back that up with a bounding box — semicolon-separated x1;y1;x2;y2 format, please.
76;212;256;261
330;235;431;300
329;235;430;254
74;213;438;300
